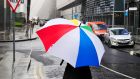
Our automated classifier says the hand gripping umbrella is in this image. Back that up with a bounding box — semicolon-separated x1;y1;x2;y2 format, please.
36;18;105;68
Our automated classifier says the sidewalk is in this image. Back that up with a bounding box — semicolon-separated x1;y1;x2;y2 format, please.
134;35;140;44
0;25;39;42
0;51;45;79
117;44;140;56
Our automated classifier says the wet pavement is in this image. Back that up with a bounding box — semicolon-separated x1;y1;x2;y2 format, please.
134;35;140;44
100;63;140;79
0;25;38;42
100;44;140;79
28;41;140;79
115;44;140;56
90;67;127;79
0;50;44;79
1;38;140;79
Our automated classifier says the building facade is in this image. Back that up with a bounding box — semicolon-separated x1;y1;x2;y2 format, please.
83;0;125;26
125;0;140;35
56;0;83;20
57;0;140;35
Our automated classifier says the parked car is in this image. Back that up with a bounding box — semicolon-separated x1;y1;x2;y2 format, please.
87;21;107;41
104;27;135;47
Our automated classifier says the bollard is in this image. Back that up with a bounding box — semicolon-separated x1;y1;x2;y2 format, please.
27;59;31;72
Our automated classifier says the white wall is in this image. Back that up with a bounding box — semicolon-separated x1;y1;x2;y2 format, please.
61;5;82;20
56;0;81;20
56;0;75;9
30;0;56;19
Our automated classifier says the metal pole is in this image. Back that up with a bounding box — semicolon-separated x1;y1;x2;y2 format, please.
112;0;115;27
112;13;114;27
124;0;126;28
72;7;73;19
128;1;130;30
11;11;16;79
139;1;140;29
11;12;16;63
4;0;7;39
134;10;136;35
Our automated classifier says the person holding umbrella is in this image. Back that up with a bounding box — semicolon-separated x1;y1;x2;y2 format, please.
36;18;105;79
62;19;92;79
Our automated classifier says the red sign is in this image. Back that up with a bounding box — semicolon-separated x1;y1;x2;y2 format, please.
7;0;21;13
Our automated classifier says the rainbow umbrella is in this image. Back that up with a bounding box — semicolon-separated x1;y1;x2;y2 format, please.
70;19;81;26
70;19;91;31
36;18;105;68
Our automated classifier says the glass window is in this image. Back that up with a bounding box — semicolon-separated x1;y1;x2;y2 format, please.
114;0;124;11
97;24;107;30
111;29;129;35
92;24;98;30
92;24;107;30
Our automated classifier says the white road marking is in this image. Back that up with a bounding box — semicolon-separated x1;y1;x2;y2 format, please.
101;65;136;79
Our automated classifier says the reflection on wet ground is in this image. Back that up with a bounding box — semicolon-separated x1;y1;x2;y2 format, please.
0;26;37;42
90;66;127;79
1;39;140;79
0;45;9;61
30;51;55;66
45;65;65;79
97;63;140;79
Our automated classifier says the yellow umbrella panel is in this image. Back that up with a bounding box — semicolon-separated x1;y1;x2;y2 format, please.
70;19;81;26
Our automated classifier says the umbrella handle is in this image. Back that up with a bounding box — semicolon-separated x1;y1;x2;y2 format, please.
79;23;81;27
60;60;64;66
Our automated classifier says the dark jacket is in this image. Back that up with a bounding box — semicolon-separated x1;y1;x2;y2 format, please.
63;63;92;79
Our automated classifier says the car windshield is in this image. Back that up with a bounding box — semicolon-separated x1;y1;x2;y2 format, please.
110;29;129;35
92;24;107;30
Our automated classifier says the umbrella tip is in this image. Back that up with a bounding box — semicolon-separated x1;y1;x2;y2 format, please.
60;60;64;66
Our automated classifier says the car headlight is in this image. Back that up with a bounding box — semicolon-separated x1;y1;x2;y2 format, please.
130;38;133;41
111;38;118;42
130;37;134;41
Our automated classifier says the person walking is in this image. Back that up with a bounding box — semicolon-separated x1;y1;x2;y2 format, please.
62;18;92;79
31;19;35;34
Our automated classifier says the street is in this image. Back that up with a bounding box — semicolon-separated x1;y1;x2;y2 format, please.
0;0;140;79
92;44;140;79
0;39;140;79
